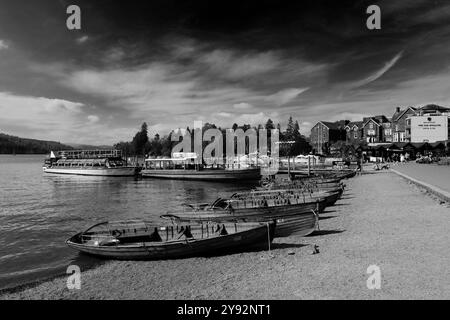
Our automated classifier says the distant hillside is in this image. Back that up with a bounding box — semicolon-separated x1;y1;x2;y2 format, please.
66;143;113;150
0;133;74;154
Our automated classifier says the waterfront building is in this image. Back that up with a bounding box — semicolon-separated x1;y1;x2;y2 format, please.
362;115;392;143
310;120;348;154
311;104;449;156
391;106;417;142
344;121;364;144
408;104;450;143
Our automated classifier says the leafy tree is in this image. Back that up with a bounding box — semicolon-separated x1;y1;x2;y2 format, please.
0;133;73;154
265;119;275;130
113;141;134;155
148;133;162;156
132;122;149;156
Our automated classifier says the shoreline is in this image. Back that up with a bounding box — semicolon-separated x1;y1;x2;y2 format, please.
1;171;449;300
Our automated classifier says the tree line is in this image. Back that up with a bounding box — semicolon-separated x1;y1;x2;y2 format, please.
0;133;73;154
114;117;311;158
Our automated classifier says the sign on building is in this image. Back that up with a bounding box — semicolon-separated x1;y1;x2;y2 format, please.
410;116;449;143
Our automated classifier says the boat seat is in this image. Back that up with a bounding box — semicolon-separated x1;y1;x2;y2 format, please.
215;224;228;236
178;226;194;239
148;227;162;242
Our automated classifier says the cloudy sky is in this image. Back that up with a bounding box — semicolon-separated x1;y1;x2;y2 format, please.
0;0;449;144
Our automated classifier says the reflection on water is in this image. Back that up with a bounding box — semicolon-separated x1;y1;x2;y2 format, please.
0;155;258;290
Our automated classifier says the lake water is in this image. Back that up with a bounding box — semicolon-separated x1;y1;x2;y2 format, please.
0;155;259;290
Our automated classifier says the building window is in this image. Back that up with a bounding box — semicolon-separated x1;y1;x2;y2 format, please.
354;132;358;139
369;122;374;129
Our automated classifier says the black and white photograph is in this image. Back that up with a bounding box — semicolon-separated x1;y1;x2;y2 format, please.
0;0;449;304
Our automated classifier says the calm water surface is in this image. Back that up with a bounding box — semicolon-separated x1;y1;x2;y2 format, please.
0;155;258;290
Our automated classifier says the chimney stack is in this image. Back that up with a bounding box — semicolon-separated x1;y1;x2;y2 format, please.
396;107;400;113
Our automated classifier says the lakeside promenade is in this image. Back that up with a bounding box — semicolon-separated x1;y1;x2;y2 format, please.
392;163;450;194
1;171;449;300
391;163;450;203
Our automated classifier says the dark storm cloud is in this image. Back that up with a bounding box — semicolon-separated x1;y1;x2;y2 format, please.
0;0;449;143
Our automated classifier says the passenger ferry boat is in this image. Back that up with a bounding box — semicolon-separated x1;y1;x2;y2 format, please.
43;150;138;177
141;153;261;181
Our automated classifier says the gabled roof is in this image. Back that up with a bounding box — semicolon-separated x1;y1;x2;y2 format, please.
319;121;346;130
372;115;390;123
344;121;363;130
392;106;417;122
363;117;382;127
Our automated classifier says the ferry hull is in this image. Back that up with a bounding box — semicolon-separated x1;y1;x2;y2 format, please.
43;167;137;177
141;168;261;181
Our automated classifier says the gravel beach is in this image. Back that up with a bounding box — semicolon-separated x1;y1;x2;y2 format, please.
1;171;449;300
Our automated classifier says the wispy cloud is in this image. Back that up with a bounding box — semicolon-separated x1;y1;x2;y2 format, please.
265;88;310;106
233;102;253;110
201;49;281;80
0;40;9;50
352;51;404;88
87;115;99;123
76;35;89;44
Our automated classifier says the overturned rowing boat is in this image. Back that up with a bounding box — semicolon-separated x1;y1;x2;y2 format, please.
66;220;275;260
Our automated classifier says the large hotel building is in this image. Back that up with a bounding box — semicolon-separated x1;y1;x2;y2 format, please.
310;104;450;155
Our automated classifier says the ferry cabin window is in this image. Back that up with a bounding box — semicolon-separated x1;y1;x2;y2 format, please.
174;162;184;169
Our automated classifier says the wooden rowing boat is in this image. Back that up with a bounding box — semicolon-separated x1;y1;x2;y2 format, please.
232;189;342;207
162;199;320;238
66;220;275;260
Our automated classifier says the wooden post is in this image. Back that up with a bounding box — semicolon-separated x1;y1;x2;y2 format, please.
308;156;311;176
360;155;364;174
287;155;291;181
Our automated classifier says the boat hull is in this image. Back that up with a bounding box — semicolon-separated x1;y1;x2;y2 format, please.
66;223;275;260
165;202;320;237
141;168;261;181
43;167;137;177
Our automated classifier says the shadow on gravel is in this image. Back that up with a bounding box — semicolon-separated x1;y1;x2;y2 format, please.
331;203;350;207
272;243;308;250
307;230;345;237
319;215;338;220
